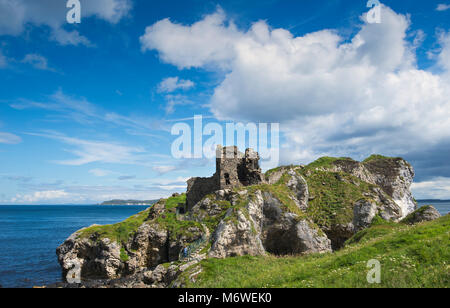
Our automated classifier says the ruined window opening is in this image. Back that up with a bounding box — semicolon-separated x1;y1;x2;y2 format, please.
224;173;231;185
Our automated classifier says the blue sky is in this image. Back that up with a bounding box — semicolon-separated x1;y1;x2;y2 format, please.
1;0;450;204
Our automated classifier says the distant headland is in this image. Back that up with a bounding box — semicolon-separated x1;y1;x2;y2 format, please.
99;200;158;206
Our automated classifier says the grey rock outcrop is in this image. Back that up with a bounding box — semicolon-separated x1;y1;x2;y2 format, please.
286;169;309;210
331;157;417;218
204;189;332;258
57;203;203;283
57;230;124;280
401;206;441;225
353;200;378;231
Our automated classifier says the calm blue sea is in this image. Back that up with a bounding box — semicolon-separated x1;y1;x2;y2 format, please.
0;205;149;288
0;202;448;288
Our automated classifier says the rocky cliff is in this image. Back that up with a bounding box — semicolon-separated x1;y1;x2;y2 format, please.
56;153;420;288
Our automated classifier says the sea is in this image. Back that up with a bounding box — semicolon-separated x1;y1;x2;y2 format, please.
0;202;448;288
0;205;149;288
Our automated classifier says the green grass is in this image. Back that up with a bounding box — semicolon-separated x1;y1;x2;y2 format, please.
154;194;205;240
165;194;187;209
264;165;295;181
301;170;377;228
120;247;130;262
304;157;354;171
363;154;399;163
78;194;201;244
181;215;450;288
249;184;306;220
78;207;151;244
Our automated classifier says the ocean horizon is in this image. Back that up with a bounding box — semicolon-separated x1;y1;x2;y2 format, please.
0;201;448;288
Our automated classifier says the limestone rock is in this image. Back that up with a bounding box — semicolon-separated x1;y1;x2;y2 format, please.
401;206;441;225
209;208;266;258
286;170;309;210
208;189;331;258
56;230;123;280
294;220;332;254
331;157;417;218
353;200;378;231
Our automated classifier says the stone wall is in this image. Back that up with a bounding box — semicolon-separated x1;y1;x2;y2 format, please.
186;176;218;212
186;146;263;210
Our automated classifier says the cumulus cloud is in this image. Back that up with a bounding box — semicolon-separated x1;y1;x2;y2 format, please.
0;132;22;144
141;5;450;161
0;0;132;45
140;8;240;69
11;190;70;204
157;77;195;93
436;4;450;11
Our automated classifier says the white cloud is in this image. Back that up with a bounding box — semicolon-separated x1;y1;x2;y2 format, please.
22;54;55;71
50;28;93;47
140;8;240;69
0;132;22;144
0;0;132;45
142;5;450;165
89;168;112;177
436;4;450;11
438;31;450;72
157;77;195;93
152;165;177;175
412;177;450;199
163;94;194;115
11;190;70;203
83;0;132;24
4;177;192;204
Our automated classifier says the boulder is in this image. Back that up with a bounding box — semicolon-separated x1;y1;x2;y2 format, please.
401;206;441;225
353;200;378;231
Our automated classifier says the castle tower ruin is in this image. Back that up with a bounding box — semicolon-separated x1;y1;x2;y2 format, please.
186;146;263;211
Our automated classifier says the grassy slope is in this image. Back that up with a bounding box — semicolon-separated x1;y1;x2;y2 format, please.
78;194;203;243
301;170;377;228
182;215;449;288
78;207;152;244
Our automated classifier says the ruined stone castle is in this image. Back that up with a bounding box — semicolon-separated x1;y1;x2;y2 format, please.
186;146;263;211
